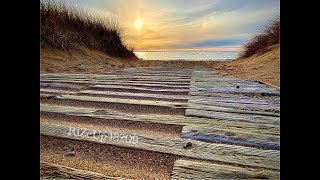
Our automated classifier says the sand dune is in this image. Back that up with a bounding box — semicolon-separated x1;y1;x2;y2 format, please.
40;47;138;74
213;45;280;88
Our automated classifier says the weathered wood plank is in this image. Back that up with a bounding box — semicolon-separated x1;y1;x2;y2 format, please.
40;161;128;179
189;70;280;96
191;86;280;96
40;88;189;101
79;90;188;100
40;123;280;169
187;103;280;117
188;99;280;113
41;79;190;85
191;79;268;88
41;75;192;80
40;104;279;136
41;81;190;88
40;74;193;81
171;159;279;180
91;84;190;92
40;82;85;89
182;125;280;150
189;91;280;102
189;94;280;104
40;88;78;95
186;109;280;125
40;94;188;109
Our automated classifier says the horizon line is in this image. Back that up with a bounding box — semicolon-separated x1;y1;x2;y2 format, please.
134;47;243;52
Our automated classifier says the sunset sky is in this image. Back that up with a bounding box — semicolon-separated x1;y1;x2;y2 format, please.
69;0;280;51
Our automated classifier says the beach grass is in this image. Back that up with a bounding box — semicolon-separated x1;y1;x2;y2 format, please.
241;19;280;58
40;0;136;59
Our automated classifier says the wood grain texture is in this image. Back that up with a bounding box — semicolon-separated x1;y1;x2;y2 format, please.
171;160;279;180
186;109;280;125
40;161;129;179
40;94;188;109
40;123;280;170
182;125;280;150
40;104;279;136
40;104;279;148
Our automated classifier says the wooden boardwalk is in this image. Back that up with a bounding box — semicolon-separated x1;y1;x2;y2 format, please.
40;67;280;179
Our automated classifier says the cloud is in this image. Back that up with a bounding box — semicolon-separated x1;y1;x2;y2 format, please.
192;39;245;48
68;0;280;50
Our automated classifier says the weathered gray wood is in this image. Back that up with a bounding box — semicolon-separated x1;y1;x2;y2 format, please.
191;86;280;96
40;104;279;136
42;75;192;81
187;103;280;117
189;91;280;103
189;94;280;105
40;94;188;109
40;74;193;81
182;125;280;150
186;109;280;125
40;89;78;95
40;123;280;170
171;160;279;180
40;67;280;177
40;82;85;89
188;99;280;113
41;81;190;88
40;88;189;101
91;84;190;92
189;70;280;96
40;103;280;149
41;79;190;85
79;89;188;100
40;161;128;179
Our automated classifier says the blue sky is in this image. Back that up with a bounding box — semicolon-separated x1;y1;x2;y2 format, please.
67;0;280;51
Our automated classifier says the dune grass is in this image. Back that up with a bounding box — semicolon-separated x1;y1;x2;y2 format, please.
40;0;136;59
241;19;280;58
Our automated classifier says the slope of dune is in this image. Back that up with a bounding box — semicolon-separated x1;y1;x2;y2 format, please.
40;47;139;73
213;45;280;88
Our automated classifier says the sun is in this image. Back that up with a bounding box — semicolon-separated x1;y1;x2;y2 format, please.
134;19;142;29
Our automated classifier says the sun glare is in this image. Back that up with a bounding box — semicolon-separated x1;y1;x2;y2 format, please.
134;19;142;29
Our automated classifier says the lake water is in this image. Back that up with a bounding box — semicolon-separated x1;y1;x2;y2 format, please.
134;51;240;61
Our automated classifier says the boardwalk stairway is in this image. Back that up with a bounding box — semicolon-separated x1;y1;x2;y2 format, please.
40;66;280;179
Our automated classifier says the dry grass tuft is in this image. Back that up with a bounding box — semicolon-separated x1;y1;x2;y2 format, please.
241;19;280;58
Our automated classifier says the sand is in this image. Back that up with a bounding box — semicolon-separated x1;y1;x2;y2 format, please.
41;98;186;115
41;135;178;179
212;45;280;88
41;111;183;138
40;46;138;74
